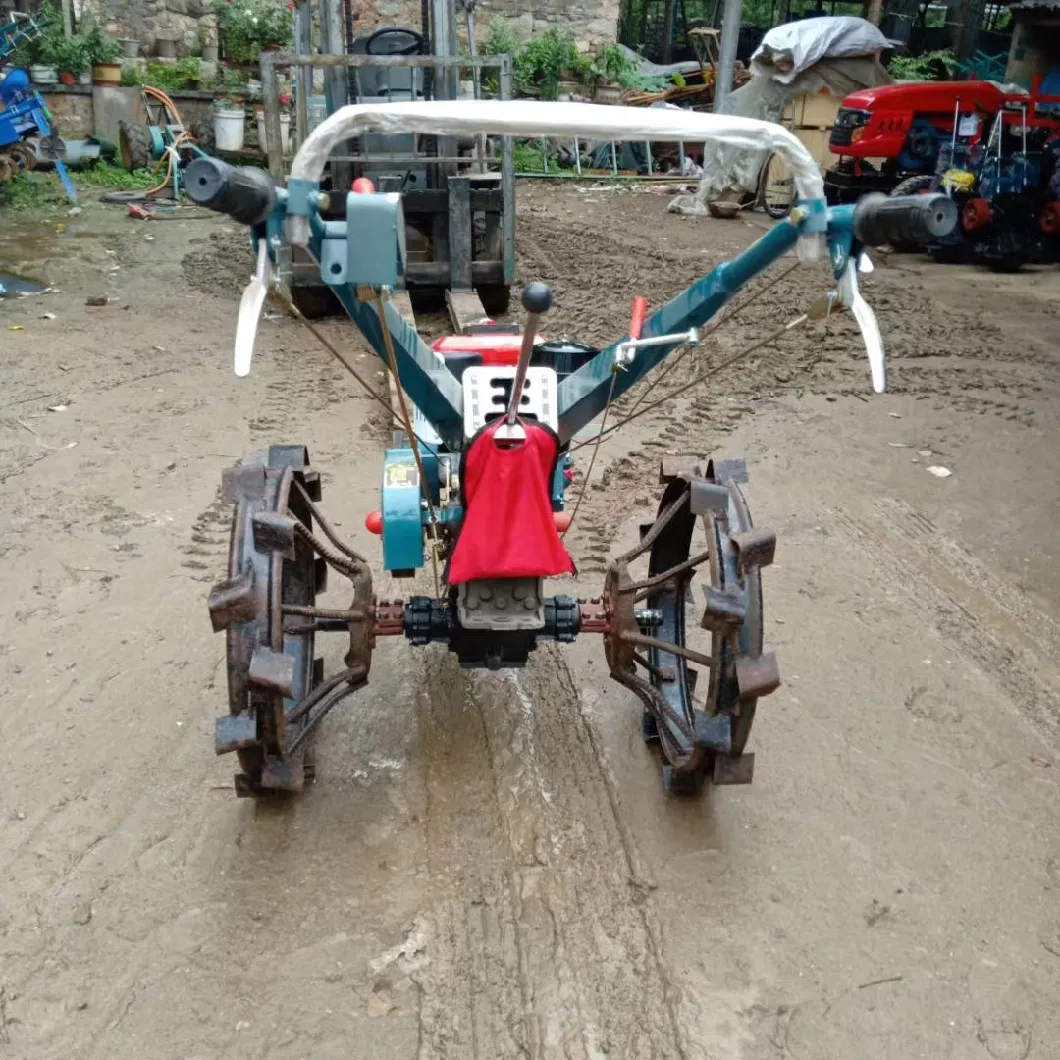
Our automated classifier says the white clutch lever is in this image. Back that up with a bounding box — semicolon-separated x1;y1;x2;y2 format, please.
234;239;274;377
838;255;886;394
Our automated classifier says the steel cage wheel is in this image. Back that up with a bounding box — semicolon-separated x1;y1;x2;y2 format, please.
223;447;320;794
602;467;773;796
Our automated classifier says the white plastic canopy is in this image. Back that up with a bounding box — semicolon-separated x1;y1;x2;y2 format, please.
286;99;824;247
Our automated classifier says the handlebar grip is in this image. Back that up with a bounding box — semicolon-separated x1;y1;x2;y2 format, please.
184;157;278;227
852;192;958;249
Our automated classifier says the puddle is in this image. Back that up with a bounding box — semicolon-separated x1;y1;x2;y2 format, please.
0;272;45;297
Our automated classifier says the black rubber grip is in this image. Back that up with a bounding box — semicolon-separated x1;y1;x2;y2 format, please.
184;157;277;227
852;192;958;248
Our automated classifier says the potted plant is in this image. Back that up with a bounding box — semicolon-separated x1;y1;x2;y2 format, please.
589;43;635;103
513;29;579;101
213;66;247;150
212;0;293;64
119;38;140;59
54;36;89;85
24;6;66;84
84;22;123;84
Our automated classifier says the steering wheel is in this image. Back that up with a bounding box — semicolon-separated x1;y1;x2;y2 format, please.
363;27;425;55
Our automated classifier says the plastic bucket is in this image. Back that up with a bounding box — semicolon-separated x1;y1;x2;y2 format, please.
213;108;245;152
256;113;291;155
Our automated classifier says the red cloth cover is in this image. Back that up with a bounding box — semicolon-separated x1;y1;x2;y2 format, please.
449;420;576;585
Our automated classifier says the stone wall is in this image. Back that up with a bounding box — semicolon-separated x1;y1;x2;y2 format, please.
362;0;620;49
77;0;218;56
74;0;618;59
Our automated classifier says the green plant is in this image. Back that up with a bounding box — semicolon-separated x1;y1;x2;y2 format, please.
51;35;90;73
144;56;203;90
888;49;958;81
593;42;635;86
214;63;247;101
513;29;580;100
482;20;518;58
212;0;294;63
78;160;159;189
82;21;121;65
120;66;142;87
26;2;67;67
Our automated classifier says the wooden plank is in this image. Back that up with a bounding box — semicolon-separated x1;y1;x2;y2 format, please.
446;289;491;333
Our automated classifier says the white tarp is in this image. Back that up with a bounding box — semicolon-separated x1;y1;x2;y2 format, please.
750;16;893;84
287;99;824;248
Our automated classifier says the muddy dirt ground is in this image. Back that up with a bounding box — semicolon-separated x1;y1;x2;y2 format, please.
2;182;1060;1060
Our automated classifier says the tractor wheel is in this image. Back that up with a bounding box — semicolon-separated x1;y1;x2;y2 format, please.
986;256;1025;274
888;175;934;253
7;143;37;173
476;284;511;317
118;120;152;172
600;461;776;796
0;155;13;186
188;119;215;155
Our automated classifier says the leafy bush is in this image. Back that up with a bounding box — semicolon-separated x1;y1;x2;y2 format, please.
513;29;580;99
82;21;121;64
144;57;203;90
50;35;90;73
212;0;294;63
888;49;958;81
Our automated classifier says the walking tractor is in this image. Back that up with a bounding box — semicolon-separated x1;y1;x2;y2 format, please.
187;100;957;799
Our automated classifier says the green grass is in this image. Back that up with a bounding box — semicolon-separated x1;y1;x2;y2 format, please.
1;160;160;210
76;161;158;189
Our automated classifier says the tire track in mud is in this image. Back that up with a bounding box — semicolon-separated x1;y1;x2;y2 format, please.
828;497;1060;739
413;647;687;1060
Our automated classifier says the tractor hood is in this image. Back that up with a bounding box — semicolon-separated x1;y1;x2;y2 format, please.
840;80;1014;113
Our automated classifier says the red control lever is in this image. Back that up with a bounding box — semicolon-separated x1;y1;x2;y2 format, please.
629;296;648;340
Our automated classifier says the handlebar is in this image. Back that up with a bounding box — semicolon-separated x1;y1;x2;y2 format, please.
852;192;958;249
185;157;277;228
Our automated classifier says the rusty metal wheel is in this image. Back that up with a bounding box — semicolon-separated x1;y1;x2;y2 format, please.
208;445;375;797
7;143;37;173
601;458;779;795
208;446;324;796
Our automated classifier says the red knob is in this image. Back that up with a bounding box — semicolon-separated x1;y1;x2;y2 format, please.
351;177;376;195
365;510;383;534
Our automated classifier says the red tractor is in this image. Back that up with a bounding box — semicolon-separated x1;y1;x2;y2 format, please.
824;79;1032;204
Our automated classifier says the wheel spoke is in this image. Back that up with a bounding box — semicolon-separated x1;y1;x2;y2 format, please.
615;490;689;564
627;549;711;595
632;651;675;682
619;630;714;669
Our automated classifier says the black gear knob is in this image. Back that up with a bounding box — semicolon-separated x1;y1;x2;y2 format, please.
521;282;553;315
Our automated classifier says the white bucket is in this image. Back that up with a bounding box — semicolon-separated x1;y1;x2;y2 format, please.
256;113;291;155
213;108;245;152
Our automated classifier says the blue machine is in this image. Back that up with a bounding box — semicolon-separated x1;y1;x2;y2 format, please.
183;112;957;801
0;15;77;201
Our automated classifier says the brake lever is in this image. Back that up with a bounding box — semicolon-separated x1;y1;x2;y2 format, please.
234;238;274;377
837;252;886;394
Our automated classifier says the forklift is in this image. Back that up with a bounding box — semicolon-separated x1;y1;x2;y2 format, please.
263;0;515;321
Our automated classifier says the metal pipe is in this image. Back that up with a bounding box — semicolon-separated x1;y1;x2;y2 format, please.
505;284;553;427
714;0;743;115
